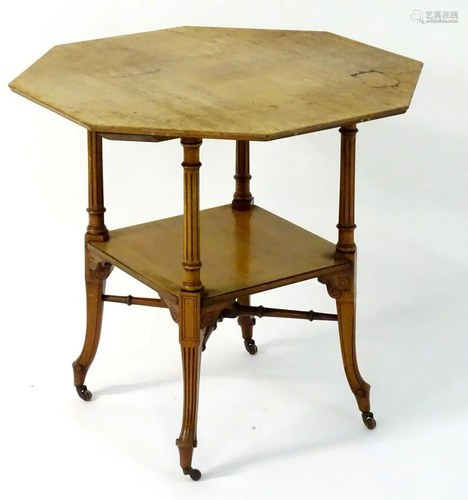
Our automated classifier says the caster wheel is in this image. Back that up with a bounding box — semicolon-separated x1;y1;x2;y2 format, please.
183;467;202;481
362;411;377;430
76;384;93;402
244;339;258;355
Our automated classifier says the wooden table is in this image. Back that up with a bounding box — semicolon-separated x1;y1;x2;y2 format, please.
9;27;423;481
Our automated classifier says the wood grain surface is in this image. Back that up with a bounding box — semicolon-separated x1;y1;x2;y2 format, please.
88;204;352;303
9;27;423;140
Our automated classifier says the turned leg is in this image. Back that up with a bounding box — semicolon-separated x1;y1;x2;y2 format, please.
322;124;375;429
232;141;257;354
176;138;204;480
232;140;253;211
237;295;257;355
72;131;110;401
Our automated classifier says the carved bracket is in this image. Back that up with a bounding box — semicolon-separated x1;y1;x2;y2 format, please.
318;272;351;300
87;253;113;281
156;291;180;324
201;299;235;350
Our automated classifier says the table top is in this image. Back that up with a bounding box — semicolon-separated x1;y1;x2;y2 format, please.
9;27;423;141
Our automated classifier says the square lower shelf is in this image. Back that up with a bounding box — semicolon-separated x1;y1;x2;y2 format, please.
89;204;351;304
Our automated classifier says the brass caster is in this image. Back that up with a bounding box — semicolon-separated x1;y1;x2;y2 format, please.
183;467;202;481
76;384;93;401
362;411;376;430
244;339;258;355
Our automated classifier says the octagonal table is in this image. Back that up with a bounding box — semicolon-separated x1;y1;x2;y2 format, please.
9;26;423;480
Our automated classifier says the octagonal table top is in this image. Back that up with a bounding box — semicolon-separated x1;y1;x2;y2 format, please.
9;26;423;141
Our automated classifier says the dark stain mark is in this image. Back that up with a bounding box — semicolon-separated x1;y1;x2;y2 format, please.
351;69;399;88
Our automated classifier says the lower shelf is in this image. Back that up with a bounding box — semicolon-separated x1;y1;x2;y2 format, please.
89;204;351;303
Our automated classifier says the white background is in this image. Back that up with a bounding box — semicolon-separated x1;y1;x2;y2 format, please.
1;1;467;499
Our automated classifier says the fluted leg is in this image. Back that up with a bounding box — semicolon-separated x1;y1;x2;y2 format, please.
177;138;204;480
176;291;203;481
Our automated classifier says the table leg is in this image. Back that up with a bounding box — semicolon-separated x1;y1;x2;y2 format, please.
324;124;376;429
237;295;257;355
335;271;375;429
176;291;203;482
232;140;257;354
72;252;112;401
176;138;203;481
72;132;110;401
232;140;253;211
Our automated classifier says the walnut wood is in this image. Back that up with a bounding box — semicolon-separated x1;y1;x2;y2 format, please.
6;26;424;478
176;291;203;471
337;125;357;253
232;140;253;211
89;205;352;305
176;138;206;471
319;125;372;413
181;138;203;292
73;133;111;387
102;294;167;308
9;28;423;141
